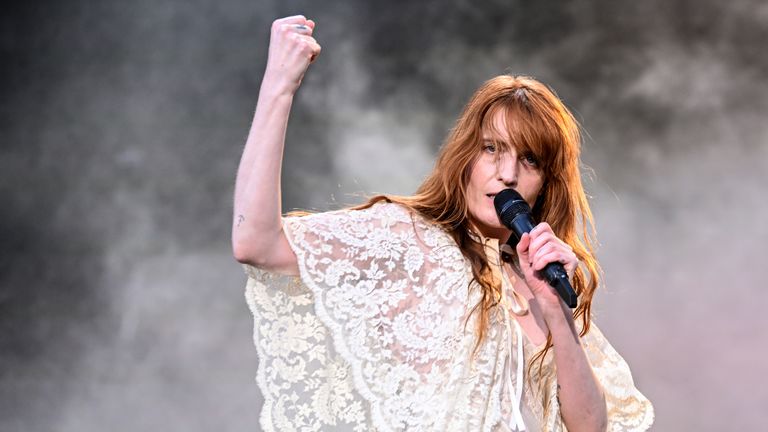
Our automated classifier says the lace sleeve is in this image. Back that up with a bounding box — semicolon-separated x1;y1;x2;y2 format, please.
281;202;477;431
243;261;372;431
540;323;655;432
583;324;655;431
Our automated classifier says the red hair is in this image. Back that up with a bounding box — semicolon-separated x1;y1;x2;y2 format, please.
352;75;601;380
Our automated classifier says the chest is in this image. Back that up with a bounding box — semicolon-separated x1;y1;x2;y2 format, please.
499;268;549;347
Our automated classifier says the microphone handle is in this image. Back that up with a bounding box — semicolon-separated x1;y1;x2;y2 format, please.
542;263;578;308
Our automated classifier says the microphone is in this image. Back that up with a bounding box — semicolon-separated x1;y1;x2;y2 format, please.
493;188;578;308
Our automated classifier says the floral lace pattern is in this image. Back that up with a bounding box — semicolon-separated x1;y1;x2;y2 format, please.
243;202;654;431
579;325;656;431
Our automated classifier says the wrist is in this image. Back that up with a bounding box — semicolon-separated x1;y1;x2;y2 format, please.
541;300;582;344
259;83;297;101
260;71;299;99
540;300;571;326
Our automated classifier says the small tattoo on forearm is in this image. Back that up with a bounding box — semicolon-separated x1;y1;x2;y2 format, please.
237;215;245;227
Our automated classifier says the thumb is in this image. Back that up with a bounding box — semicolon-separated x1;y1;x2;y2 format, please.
306;19;315;29
516;232;531;265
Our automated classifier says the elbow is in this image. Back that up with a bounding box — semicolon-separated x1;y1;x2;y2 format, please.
567;415;608;432
588;392;609;432
593;397;609;432
562;394;608;432
598;389;608;432
232;237;273;267
232;220;280;265
232;234;260;266
232;225;291;269
231;224;261;264
594;413;608;432
232;243;253;265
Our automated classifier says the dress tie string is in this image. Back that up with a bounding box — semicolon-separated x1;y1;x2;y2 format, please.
485;236;528;431
506;314;527;431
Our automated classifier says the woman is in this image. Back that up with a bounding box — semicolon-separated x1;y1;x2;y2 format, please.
233;15;654;431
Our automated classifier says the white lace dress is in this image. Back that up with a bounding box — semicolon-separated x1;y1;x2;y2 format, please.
243;202;654;431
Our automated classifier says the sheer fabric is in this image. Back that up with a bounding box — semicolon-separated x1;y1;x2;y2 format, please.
243;202;654;431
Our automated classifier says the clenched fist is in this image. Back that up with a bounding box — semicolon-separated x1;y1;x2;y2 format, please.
263;15;322;96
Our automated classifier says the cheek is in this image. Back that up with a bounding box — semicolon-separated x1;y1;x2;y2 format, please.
466;170;485;200
527;174;545;200
468;193;485;214
465;189;488;218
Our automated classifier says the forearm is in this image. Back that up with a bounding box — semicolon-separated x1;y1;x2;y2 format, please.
544;305;607;432
232;78;295;257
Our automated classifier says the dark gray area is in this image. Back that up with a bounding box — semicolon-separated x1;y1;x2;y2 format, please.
2;0;767;430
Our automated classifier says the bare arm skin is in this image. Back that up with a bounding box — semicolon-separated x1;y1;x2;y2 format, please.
231;15;321;275
512;224;608;431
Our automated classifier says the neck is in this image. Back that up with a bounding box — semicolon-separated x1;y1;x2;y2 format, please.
468;222;513;245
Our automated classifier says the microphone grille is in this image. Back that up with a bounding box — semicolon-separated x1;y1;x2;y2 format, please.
493;189;531;226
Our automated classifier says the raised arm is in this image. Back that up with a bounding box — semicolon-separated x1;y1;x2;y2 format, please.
232;15;321;275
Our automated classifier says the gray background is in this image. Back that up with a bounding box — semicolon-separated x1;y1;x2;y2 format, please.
2;0;767;430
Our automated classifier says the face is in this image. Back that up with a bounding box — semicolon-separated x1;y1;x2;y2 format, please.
466;110;545;240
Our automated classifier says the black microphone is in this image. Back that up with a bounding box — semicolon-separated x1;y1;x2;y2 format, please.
493;188;578;308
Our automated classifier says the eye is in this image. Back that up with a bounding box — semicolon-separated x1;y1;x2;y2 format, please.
483;142;497;154
521;153;539;167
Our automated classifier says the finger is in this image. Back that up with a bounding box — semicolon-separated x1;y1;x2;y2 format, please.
534;248;577;273
301;35;320;47
529;229;572;258
297;35;321;53
306;19;316;29
530;222;553;237
533;250;572;271
294;35;321;63
533;239;573;264
283;23;313;35
309;41;321;62
310;49;321;63
274;15;307;25
533;242;558;263
529;231;556;256
527;222;551;250
516;232;532;266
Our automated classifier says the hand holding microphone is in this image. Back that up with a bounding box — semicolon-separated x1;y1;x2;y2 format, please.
494;189;579;308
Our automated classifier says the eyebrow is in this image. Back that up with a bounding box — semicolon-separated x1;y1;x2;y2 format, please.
482;138;509;144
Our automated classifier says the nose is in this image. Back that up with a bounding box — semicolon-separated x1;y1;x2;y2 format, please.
495;152;518;186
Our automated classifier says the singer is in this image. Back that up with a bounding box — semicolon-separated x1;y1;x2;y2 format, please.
233;15;654;432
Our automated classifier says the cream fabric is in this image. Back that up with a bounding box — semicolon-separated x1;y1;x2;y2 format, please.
243;201;654;431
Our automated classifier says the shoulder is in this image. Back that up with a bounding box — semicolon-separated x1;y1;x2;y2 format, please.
359;200;415;221
283;200;457;255
285;200;411;223
364;201;452;239
287;200;431;231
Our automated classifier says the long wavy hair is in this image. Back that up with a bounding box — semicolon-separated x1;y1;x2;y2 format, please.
349;75;601;387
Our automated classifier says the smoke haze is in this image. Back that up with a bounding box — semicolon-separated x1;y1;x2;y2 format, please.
2;0;767;430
